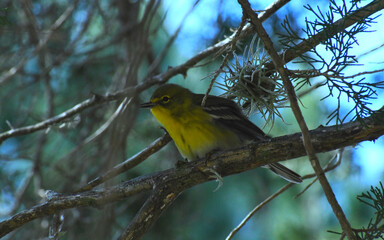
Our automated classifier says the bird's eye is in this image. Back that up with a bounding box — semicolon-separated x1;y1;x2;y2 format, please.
162;96;170;103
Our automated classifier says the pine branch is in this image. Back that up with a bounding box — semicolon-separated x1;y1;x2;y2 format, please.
277;0;384;67
237;0;368;239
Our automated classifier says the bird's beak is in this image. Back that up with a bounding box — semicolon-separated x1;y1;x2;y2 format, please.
140;101;156;108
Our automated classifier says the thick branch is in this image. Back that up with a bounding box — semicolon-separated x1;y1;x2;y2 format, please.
118;185;181;240
0;175;154;237
0;113;383;238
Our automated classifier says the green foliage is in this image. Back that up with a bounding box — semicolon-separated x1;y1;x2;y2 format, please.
356;182;384;239
279;0;384;125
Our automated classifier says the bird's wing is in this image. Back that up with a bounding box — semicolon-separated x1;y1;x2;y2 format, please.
193;94;267;141
193;94;302;184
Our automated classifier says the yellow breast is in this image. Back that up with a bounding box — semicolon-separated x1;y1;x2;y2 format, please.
151;105;242;161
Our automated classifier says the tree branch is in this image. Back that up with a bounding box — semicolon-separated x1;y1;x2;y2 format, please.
274;0;384;68
76;133;172;193
226;183;294;240
0;94;114;144
0;175;154;237
0;112;382;238
118;184;181;240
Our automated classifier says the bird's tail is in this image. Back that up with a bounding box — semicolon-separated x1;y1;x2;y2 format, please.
265;163;302;184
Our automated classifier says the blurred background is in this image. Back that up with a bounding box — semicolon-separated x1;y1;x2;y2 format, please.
0;0;383;239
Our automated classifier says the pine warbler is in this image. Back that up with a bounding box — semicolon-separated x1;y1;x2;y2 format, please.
141;84;302;183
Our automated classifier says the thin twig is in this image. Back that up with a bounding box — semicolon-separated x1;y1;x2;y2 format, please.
76;133;171;192
146;0;201;78
295;148;344;198
227;148;344;239
51;98;133;180
201;14;247;106
34;0;98;78
277;81;324;107
0;93;115;144
1;169;34;215
226;183;294;240
290;68;384;80
83;97;132;145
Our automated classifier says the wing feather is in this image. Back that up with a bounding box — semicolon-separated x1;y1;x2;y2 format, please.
193;94;267;141
192;93;302;184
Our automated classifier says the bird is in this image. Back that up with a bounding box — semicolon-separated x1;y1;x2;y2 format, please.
141;83;302;183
